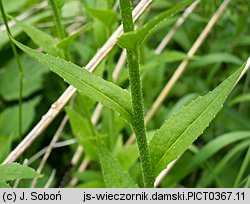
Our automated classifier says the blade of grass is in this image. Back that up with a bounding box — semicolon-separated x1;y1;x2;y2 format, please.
164;131;250;186
234;146;250;187
198;140;250;187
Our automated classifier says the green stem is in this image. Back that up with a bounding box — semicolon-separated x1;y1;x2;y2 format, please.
48;0;65;39
0;0;23;138
119;0;154;187
48;0;69;60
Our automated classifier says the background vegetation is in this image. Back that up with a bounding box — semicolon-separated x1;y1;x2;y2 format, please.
0;0;250;188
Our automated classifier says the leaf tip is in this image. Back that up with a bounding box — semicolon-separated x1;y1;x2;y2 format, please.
237;57;250;84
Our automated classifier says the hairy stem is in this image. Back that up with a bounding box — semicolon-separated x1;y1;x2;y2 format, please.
0;0;23;138
119;0;154;187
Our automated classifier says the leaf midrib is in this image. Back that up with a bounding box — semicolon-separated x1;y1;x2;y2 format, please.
11;39;133;122
154;79;235;173
61;66;130;117
106;160;123;187
37;54;132;121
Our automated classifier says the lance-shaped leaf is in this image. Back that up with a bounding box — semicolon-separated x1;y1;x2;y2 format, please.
11;37;133;123
97;139;138;188
149;58;250;177
117;0;195;50
0;163;40;182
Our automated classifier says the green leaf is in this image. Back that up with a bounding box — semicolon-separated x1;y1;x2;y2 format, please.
0;182;10;188
117;0;195;49
0;134;12;163
0;163;40;182
0;97;41;140
114;137;138;171
66;108;98;160
12;16;63;57
73;170;103;182
2;0;29;13
11;38;133;123
149;60;250;177
97;139;138;188
0;55;48;101
85;7;118;28
166;93;198;120
57;22;93;49
234;145;250;187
